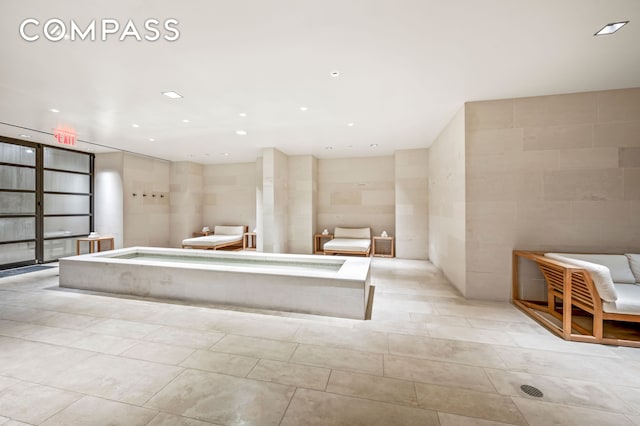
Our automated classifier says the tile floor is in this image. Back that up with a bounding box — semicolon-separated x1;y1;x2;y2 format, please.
0;258;639;425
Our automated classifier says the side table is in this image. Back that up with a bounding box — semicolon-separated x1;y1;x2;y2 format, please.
372;236;394;258
76;236;115;255
314;233;334;254
243;232;257;250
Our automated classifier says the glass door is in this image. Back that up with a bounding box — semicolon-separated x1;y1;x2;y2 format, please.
0;141;37;268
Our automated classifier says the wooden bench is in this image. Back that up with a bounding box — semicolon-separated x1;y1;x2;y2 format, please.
513;250;640;348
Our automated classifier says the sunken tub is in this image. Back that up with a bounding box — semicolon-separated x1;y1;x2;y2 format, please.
59;247;372;319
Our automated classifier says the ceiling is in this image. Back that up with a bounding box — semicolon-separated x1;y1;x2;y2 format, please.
1;0;639;164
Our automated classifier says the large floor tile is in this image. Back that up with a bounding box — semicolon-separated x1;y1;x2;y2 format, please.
247;359;330;391
612;386;640;415
69;333;140;355
0;377;19;393
512;396;635;426
34;311;106;330
388;333;506;368
294;324;389;353
147;412;220;426
121;341;195;365
290;344;383;375
0;381;81;424
211;334;297;361
438;412;520;426
280;388;439;426
145;368;294;426
426;324;518;346
486;368;631;413
40;395;158;426
384;354;495;392
44;353;183;405
142;326;224;349
326;369;418;406
180;349;258;377
507;330;619;357
84;318;161;339
414;382;527;425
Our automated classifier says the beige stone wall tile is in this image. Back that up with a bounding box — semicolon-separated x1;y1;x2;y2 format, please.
556;147;619;170
465;100;513;131
466;128;523;157
624;168;640;200
466;172;520;202
543;169;623;201
594;122;640;148
514;92;597;127
597;88;640;123
523;124;593;151
465;271;511;301
619;148;640;167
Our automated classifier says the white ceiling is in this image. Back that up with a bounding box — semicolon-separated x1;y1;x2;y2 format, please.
1;0;639;164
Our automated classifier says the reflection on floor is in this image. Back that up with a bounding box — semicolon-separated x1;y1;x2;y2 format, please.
0;258;639;425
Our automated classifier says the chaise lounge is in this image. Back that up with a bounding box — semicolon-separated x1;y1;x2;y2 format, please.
513;251;640;347
181;225;247;250
323;227;372;257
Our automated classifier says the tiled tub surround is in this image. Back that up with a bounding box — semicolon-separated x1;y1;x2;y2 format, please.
1;259;639;425
59;247;371;320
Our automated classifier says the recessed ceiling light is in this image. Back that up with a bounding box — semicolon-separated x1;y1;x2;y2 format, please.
182;119;190;123
299;106;308;112
148;138;155;142
325;146;333;150
132;124;140;128
235;130;247;136
370;143;378;147
239;113;247;117
347;122;355;127
162;91;183;99
49;108;59;113
223;153;230;156
19;134;31;138
330;70;340;77
594;21;629;36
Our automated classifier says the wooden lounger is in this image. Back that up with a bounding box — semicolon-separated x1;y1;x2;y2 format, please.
323;227;372;257
513;250;640;348
181;225;248;250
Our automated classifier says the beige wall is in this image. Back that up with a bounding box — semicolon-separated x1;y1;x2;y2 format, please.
202;162;256;233
261;148;289;253
465;87;640;300
288;155;318;254
94;152;124;248
170;162;203;247
122;153;170;247
428;108;466;294
395;149;429;259
318;156;395;237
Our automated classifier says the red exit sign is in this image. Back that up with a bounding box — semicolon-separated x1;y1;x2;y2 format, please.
53;127;76;146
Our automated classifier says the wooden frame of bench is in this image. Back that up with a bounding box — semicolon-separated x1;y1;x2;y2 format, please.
323;239;372;257
513;250;640;348
181;225;248;251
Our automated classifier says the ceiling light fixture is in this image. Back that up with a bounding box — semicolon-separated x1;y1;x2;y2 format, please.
49;108;59;113
223;153;229;156
370;143;378;147
235;130;247;136
132;124;140;128
239;113;247;117
149;138;155;142
325;146;333;150
594;21;629;36
347;122;355;127
182;119;190;123
19;134;31;138
299;106;308;112
330;70;340;77
162;91;183;99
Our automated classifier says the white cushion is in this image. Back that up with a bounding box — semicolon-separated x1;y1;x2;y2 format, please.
544;253;618;302
324;238;371;253
603;284;640;315
625;254;640;283
182;235;242;247
214;225;245;236
334;227;371;239
547;253;636;284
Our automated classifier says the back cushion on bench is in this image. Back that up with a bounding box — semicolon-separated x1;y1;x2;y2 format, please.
334;227;371;239
545;253;618;302
214;225;245;236
626;254;640;283
548;253;636;284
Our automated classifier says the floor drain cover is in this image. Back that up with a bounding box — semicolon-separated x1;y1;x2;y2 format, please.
520;384;543;398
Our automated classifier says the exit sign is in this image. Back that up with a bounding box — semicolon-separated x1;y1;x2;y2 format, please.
53;127;76;146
